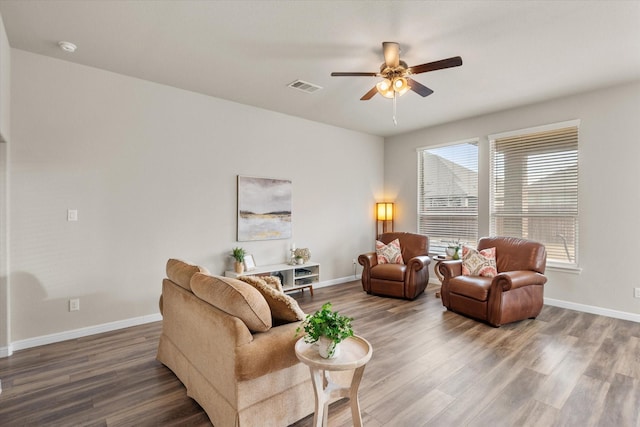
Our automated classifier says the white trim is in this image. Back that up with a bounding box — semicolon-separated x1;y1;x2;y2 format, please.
0;345;11;358
314;276;358;289
9;313;162;354
547;264;583;274
544;297;640;323
488;119;581;141
415;137;479;153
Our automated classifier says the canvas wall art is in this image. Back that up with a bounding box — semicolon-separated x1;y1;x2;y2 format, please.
237;176;292;241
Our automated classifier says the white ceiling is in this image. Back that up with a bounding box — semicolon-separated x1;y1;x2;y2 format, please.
1;0;639;137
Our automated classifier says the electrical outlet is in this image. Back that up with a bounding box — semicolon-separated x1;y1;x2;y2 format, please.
67;209;78;221
69;298;80;312
635;288;640;299
352;258;357;265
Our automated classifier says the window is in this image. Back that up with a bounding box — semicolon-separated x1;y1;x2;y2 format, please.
417;139;478;255
489;121;579;268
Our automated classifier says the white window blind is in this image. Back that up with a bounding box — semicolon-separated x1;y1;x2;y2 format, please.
489;122;579;267
417;140;478;255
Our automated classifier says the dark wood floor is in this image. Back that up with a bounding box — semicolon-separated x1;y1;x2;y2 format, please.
1;281;639;426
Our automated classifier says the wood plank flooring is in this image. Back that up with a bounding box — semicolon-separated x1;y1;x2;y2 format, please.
1;281;639;426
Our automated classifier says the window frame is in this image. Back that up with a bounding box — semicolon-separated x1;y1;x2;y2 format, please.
488;119;580;269
416;138;480;256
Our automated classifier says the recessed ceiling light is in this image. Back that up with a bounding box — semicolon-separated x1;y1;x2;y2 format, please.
58;41;77;53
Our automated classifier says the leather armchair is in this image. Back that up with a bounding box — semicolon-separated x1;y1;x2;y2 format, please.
358;232;431;300
439;236;547;327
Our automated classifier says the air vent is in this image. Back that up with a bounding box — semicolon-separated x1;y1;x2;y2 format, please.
287;80;323;94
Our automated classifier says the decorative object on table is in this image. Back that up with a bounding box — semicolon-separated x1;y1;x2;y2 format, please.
237;175;292;241
446;239;462;260
375;202;394;238
296;255;304;265
231;247;246;273
296;302;354;358
294;247;311;263
243;254;256;272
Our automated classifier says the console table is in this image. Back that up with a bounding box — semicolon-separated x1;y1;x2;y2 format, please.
224;262;319;295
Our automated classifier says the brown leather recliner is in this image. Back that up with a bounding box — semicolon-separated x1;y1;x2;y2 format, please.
358;232;431;300
439;236;547;327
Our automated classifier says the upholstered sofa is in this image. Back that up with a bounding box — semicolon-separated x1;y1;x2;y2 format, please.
156;259;316;426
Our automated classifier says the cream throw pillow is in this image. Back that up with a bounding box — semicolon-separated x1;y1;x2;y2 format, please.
376;238;404;264
462;246;498;277
190;273;272;332
237;275;306;323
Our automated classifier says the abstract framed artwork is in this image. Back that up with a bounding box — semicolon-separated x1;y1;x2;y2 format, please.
237;176;292;241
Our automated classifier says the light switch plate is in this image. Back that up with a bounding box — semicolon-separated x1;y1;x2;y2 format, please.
67;209;78;221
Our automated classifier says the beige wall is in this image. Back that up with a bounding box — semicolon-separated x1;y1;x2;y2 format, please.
8;49;383;344
385;80;640;318
0;12;10;355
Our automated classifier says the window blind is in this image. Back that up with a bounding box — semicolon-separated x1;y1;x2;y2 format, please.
490;123;579;267
417;140;478;255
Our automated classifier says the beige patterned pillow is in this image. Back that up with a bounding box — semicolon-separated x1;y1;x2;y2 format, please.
376;238;404;264
238;276;306;323
462;246;498;277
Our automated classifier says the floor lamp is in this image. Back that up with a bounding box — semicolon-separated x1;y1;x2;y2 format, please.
376;202;394;238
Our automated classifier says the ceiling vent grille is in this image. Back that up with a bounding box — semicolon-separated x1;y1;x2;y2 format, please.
287;80;323;94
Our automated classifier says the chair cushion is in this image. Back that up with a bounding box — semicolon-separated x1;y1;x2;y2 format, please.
462;247;498;277
190;273;272;332
370;263;407;281
237;275;306;323
376;239;404;264
449;275;493;301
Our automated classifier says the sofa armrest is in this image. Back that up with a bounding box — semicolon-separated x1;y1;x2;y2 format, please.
406;255;431;271
236;321;302;381
492;271;548;292
358;252;377;269
439;260;462;280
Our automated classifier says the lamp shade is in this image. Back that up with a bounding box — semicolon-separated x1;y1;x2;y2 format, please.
376;202;394;221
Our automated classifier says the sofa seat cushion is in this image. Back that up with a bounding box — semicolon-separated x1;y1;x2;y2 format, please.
371;263;406;282
166;258;210;292
448;275;493;302
191;273;272;332
237;275;306;323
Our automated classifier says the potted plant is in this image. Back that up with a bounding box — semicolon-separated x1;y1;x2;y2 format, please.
446;239;463;260
231;247;246;274
297;302;354;358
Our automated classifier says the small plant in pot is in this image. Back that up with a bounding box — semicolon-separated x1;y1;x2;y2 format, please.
297;302;354;358
231;247;246;273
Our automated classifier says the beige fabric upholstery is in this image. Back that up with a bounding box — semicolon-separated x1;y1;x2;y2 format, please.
156;259;319;427
237;275;306;323
166;258;209;291
191;273;272;332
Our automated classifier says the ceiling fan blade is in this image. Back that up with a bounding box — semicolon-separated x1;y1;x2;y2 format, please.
382;42;400;68
408;56;463;75
331;72;378;77
407;78;434;97
360;86;378;100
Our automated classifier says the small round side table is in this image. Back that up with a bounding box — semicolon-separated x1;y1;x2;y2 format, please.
295;335;373;427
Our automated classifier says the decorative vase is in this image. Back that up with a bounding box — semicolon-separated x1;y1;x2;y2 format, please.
296;258;304;265
234;261;244;274
317;336;341;359
453;247;460;260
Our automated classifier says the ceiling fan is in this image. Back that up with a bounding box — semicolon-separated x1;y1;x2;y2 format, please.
331;42;463;101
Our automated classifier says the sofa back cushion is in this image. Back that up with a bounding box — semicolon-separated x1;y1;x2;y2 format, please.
237;275;306;323
191;273;272;332
166;259;210;292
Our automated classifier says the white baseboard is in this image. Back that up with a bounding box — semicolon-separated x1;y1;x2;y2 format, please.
544;298;640;323
8;313;162;354
0;345;11;358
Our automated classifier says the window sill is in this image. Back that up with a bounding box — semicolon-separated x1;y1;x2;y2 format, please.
547;263;582;274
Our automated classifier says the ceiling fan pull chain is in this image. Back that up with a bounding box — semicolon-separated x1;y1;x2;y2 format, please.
392;91;398;125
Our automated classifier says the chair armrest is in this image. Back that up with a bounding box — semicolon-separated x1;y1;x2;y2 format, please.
406;255;431;271
493;271;548;292
358;252;377;269
439;260;462;280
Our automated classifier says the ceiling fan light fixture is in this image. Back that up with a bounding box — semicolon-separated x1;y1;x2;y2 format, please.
393;77;409;95
376;79;394;98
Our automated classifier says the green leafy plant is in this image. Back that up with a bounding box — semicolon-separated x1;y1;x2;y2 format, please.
231;247;246;263
296;302;354;357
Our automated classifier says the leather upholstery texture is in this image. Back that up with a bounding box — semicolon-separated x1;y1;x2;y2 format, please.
439;236;548;327
358;232;431;300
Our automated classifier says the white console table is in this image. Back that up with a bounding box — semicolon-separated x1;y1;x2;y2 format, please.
224;262;319;295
